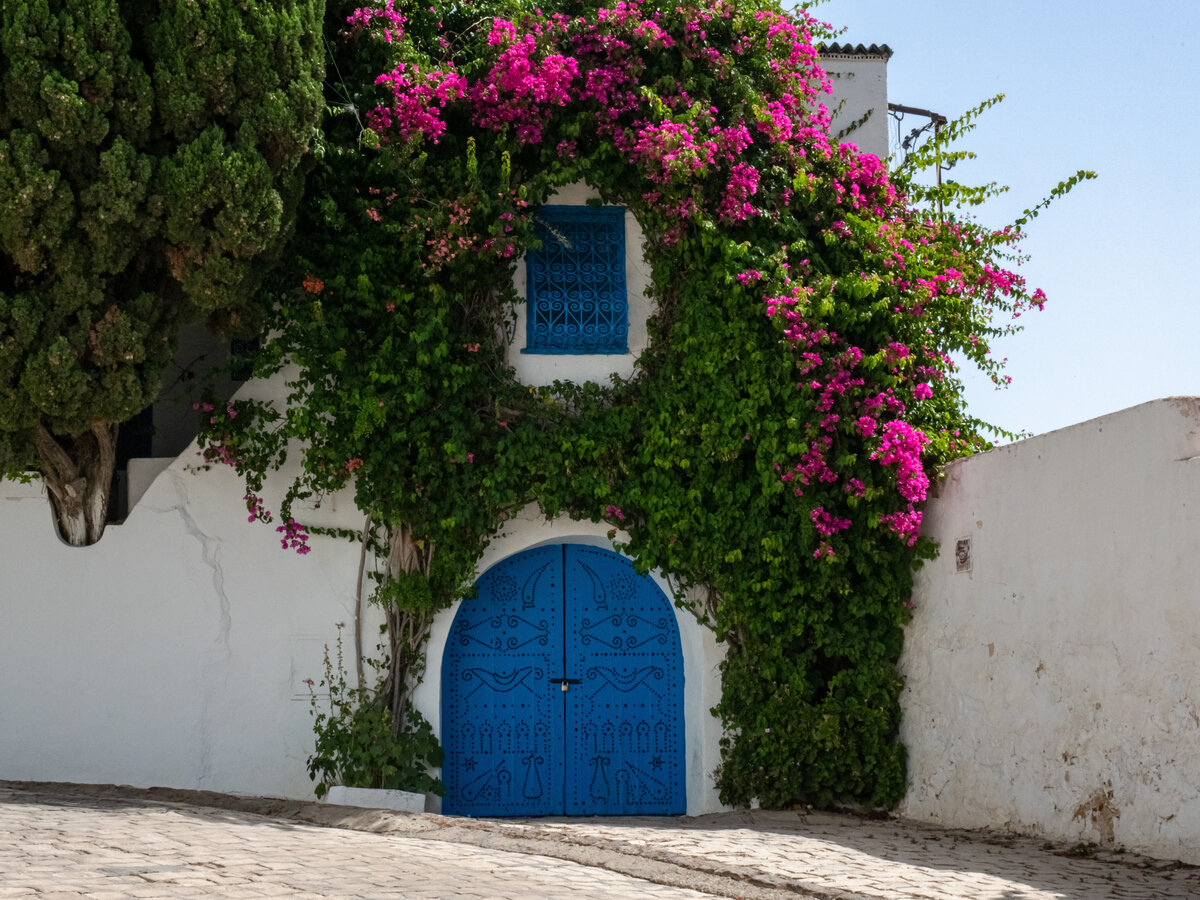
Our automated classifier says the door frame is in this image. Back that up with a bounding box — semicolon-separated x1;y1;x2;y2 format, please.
413;511;726;815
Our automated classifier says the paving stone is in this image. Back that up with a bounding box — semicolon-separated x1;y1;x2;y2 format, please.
0;787;725;899
1;784;1197;899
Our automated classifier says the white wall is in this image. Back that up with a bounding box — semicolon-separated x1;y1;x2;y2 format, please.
821;52;890;160
903;397;1200;864
0;377;366;800
9;375;1199;853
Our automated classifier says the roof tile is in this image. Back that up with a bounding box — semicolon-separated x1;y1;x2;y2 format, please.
817;41;893;59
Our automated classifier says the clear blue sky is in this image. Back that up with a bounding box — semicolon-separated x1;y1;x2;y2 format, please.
819;0;1200;439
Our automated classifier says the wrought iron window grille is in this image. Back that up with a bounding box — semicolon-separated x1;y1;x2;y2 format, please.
524;205;629;355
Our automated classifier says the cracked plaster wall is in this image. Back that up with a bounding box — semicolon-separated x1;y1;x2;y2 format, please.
902;397;1200;865
9;383;1197;849
0;374;366;800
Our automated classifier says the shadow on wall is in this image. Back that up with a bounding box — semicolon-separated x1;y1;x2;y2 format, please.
110;324;252;522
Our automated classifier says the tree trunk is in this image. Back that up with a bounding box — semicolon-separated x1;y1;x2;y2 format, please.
383;524;435;737
34;422;119;547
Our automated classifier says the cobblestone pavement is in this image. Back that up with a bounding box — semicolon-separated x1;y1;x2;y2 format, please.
0;786;721;900
1;783;1197;899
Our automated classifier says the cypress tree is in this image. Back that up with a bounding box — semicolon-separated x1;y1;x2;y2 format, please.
0;0;324;544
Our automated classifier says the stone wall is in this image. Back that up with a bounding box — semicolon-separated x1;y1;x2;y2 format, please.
902;397;1200;864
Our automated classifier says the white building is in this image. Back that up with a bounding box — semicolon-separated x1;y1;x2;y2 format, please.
10;42;1194;864
820;42;892;160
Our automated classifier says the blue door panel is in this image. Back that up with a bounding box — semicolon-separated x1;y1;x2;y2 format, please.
441;545;564;816
564;546;686;815
443;544;685;816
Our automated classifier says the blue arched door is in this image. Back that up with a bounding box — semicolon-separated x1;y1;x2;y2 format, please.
442;544;685;816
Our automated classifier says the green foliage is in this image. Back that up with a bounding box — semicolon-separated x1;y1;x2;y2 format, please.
0;0;325;540
374;570;438;616
203;0;1091;811
306;626;444;798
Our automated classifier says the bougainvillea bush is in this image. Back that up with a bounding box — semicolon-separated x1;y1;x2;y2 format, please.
200;0;1091;807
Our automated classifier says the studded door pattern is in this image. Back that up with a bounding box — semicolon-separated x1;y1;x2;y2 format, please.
442;544;685;817
441;545;564;817
564;545;686;815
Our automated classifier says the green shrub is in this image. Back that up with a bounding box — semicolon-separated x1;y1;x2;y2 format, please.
306;627;443;798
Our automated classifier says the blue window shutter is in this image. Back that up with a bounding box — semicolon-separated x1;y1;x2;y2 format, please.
525;205;628;354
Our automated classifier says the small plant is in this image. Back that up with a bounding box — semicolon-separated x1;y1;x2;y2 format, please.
305;625;444;799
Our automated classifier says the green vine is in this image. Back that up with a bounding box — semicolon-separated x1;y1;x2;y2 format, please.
198;0;1092;808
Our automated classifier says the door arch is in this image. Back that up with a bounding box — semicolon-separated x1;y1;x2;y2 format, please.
441;543;685;816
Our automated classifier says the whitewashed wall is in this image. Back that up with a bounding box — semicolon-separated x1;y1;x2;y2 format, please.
903;397;1200;864
0;377;365;800
5;385;1200;854
821;50;890;160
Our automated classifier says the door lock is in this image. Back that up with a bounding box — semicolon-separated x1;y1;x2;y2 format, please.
548;678;581;691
